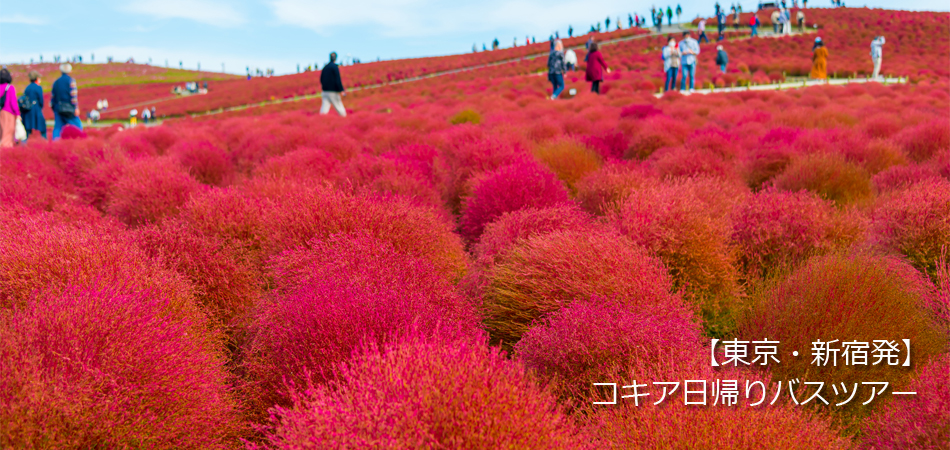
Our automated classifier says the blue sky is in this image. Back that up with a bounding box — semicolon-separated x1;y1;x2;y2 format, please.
2;0;946;75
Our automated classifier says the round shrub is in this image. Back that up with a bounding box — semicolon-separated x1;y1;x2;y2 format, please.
515;297;703;403
651;145;738;181
179;181;468;282
895;119;950;162
625;115;690;159
610;178;742;333
254;334;589;450
458;161;570;242
730;188;858;279
169;137;235;186
450;108;482;125
742;144;797;189
483;229;676;346
434;136;529;214
335;153;442;211
0;213;204;333
0;286;240;448
532;139;603;192
254;146;339;181
868;179;950;276
133;219;261;325
737;253;946;419
473;204;599;264
575;162;653;215
243;233;480;413
106;157;204;226
773;152;872;205
859;355;950;449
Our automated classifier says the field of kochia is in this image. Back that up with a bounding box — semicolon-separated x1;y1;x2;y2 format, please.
1;7;948;449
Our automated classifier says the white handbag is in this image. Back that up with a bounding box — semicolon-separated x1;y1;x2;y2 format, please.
15;116;27;141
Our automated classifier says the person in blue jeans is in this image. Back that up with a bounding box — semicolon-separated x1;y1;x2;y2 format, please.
662;37;681;92
678;31;700;92
547;40;566;99
715;45;729;73
50;63;82;140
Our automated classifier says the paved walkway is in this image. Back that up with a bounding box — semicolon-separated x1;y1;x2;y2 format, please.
653;76;906;97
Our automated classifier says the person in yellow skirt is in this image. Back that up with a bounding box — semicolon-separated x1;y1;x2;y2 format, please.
129;108;138;127
810;37;828;79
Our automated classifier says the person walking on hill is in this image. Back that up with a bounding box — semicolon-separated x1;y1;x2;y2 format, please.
676;4;682;22
870;35;885;80
666;6;673;26
750;14;760;37
565;47;578;71
0;68;22;148
606;16;612;31
662;37;681;92
51;63;82;140
715;45;729;73
810;37;828;79
320;52;346;117
771;9;780;33
733;7;740;31
679;31;700;92
717;10;727;40
797;10;805;32
585;42;610;94
547;40;567;99
23;71;47;142
698;19;710;43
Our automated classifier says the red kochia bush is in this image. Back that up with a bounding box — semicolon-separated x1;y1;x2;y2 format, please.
243;233;480;413
106;157;204;226
0;213;203;332
895;119;950;162
737;253;946;417
254;334;589;450
730;188;856;279
483;229;677;345
773;152;872;205
868;179;950;275
434;135;529;214
133;219;261;324
179;181;468;281
168;137;235;186
473;205;599;264
0;286;240;448
459;160;571;242
515;297;703;403
859;355;950;449
871;164;942;193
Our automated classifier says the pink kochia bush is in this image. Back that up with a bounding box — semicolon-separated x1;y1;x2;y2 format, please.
482;229;677;346
254;334;589;450
868;179;950;276
459;160;571;242
106;156;205;226
730;188;857;279
0;286;240;448
895;119;950;162
168;137;236;186
473;204;600;264
242;233;480;414
515;297;703;404
859;355;950;449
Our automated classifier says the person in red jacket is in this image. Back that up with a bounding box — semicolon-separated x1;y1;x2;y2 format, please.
585;41;611;94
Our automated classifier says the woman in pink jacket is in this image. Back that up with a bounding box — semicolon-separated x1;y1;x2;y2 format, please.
584;41;611;95
0;68;22;148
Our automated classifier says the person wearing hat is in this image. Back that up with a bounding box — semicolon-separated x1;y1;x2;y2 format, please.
51;63;82;140
810;37;828;79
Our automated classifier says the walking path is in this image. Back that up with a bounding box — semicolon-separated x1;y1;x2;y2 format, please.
653;76;906;98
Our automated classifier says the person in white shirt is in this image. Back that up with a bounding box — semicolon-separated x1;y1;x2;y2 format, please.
698;19;709;43
564;48;578;71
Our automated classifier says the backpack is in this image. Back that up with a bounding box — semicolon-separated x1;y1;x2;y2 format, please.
18;94;32;113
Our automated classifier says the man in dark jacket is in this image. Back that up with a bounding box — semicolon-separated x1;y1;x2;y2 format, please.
23;71;47;141
319;52;346;117
51;63;82;140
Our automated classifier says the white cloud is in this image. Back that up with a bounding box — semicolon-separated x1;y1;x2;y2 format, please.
0;14;48;25
122;0;246;27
